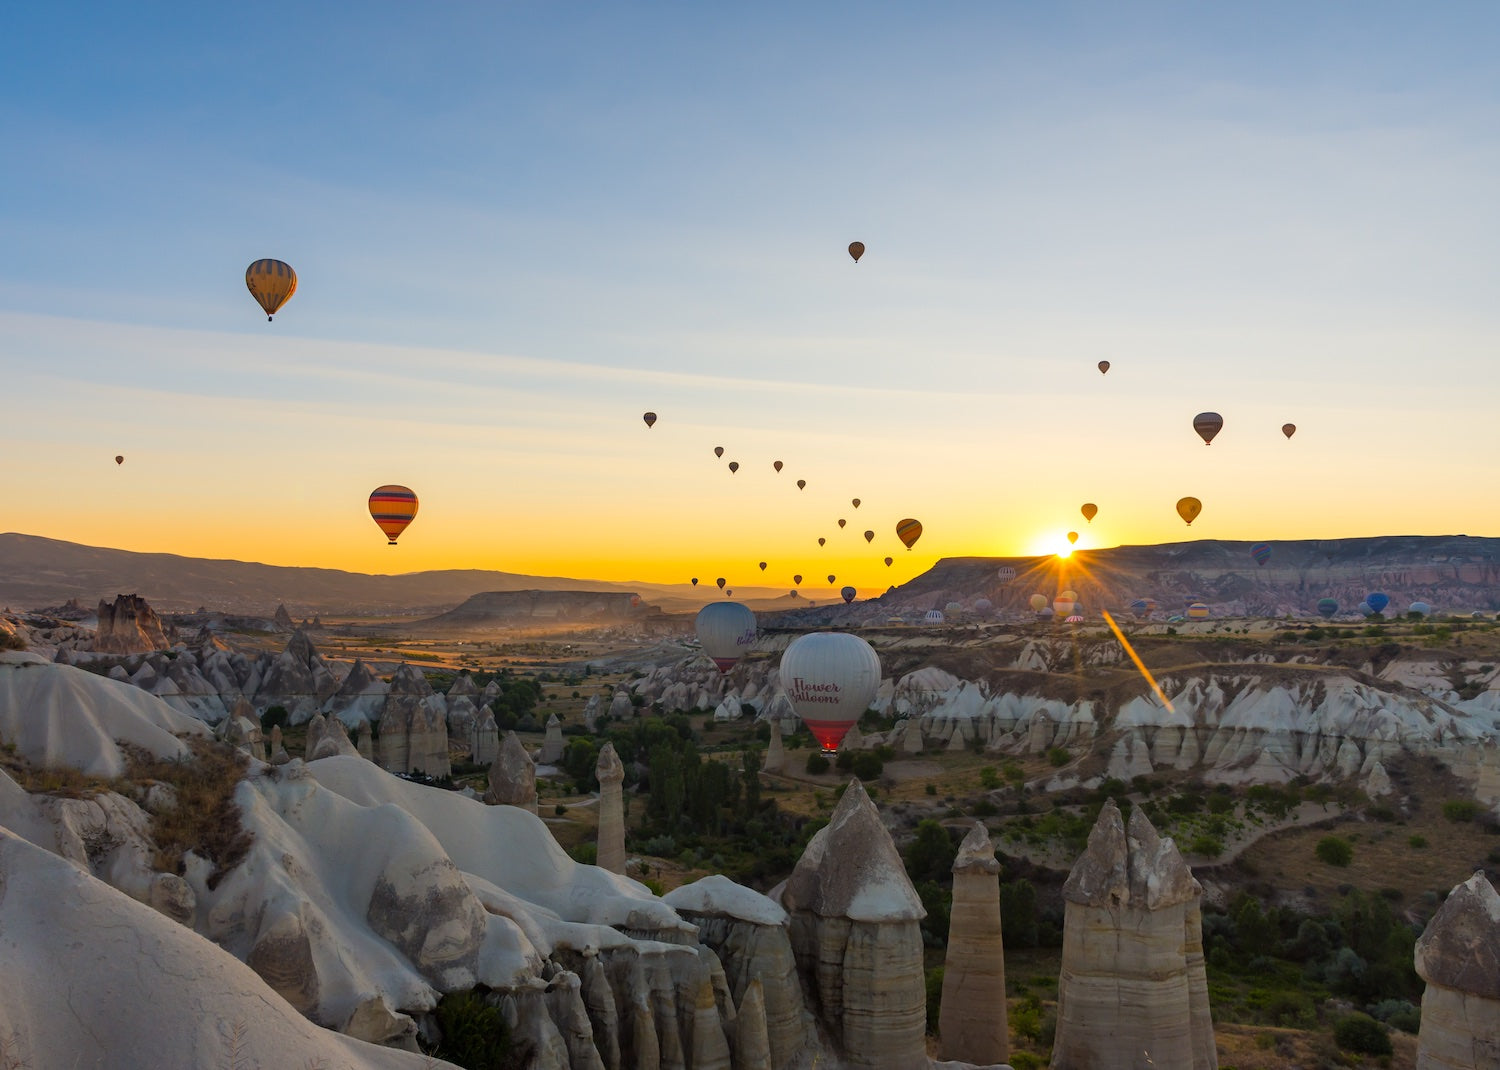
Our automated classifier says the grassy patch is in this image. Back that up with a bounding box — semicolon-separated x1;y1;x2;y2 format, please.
127;740;252;887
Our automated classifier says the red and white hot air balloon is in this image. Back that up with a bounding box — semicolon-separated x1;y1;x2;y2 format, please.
779;631;881;753
695;602;757;674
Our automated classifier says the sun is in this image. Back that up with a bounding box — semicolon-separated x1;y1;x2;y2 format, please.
1027;532;1076;559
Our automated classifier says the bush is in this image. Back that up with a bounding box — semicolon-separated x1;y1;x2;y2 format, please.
1046;747;1070;767
1206;793;1234;814
924;966;944;1033
978;766;1000;789
805;752;830;775
430;990;518;1070
1333;1013;1392;1055
1008;1054;1044;1070
851;752;884;781
1443;799;1479;823
925;783;937;795
1316;836;1354;867
1188;835;1223;857
567;842;597;865
1369;998;1421;1034
1409;834;1428;848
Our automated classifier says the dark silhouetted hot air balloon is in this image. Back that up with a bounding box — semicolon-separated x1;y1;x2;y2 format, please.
246;259;297;321
759;561;767;571
1366;592;1390;615
848;241;865;263
863;530;874;543
896;518;922;549
714;446;724;458
716;577;726;590
781;631;880;752
840;586;856;604
696;602;756;672
790;590;799;598
1176;497;1202;526
884;557;893;566
1067;531;1079;546
369;485;419;545
837;519;846;529
726;589;733;597
114;455;124;465
1081;503;1097;523
642;412;657;428
1317;597;1338;619
774;460;783;472
797;479;806;490
728;461;739;473
1251;543;1272;567
851;499;860;508
691;577;699;586
1282;423;1296;439
1098;361;1110;374
827;574;836;584
1192;412;1223;445
793;574;803;585
818;538;826;547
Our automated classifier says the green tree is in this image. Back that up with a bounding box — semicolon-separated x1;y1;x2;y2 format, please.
1001;879;1040;948
1316;836;1353;867
905;820;958;884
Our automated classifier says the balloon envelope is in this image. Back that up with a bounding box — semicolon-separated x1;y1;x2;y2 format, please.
896;518;923;549
848;241;865;263
780;632;880;752
758;561;767;571
642;412;657;428
1366;592;1390;614
114;455;123;465
368;485;418;545
716;577;726;590
1251;543;1272;567
1081;503;1097;523
1282;423;1296;439
1316;597;1339;619
863;530;874;543
883;557;893;567
728;461;739;473
997;566;1016;582
1029;594;1048;611
1129;598;1149;618
1176;497;1202;525
827;574;836;584
818;538;826;547
1409;601;1432;617
851;499;860;508
696;602;757;673
1187;603;1209;619
1098;360;1110;374
714;446;724;458
691;577;699;586
245;259;297;320
793;574;803;585
1192;412;1223;445
1067;531;1079;545
797;479;806;490
773;460;783;472
840;586;856;604
838;519;846;529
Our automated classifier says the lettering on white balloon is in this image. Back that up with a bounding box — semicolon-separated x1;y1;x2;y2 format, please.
789;678;843;703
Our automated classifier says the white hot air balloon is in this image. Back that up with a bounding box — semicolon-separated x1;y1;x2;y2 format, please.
779;631;881;753
695;602;757;673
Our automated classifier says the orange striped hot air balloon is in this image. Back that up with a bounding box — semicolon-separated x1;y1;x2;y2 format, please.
896;518;923;550
368;485;418;545
245;259;297;321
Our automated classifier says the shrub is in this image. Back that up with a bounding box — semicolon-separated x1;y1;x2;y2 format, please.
1369;998;1421;1033
1046;747;1070;767
568;842;597;865
1443;799;1479;823
851;752;884;781
978;766;1000;789
553;804;566;816
1206;793;1234;814
1188;835;1223;857
805;753;830;775
1316;836;1354;867
1008;1054;1044;1070
431;990;518;1070
924;966;944;1033
925;783;937;795
1333;1013;1392;1055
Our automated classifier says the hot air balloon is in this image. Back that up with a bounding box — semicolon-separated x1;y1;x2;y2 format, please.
827;574;836;584
793;574;803;585
896;518;922;549
883;557;893;567
714;446;724;458
1067;531;1079;545
1098;361;1110;374
790;590;799;598
1129;598;1149;619
728;461;739;473
629;595;642;607
797;479;806;490
840;586;856;604
1081;503;1097;523
1282;423;1296;440
774;461;783;472
368;485;418;545
925;609;945;624
716;578;726;590
1192;412;1223;445
726;589;733;597
781;632;880;752
1316;597;1339;619
851;499;861;509
997;566;1015;583
1187;603;1209;619
1409;601;1432;617
1029;594;1048;611
114;455;123;465
863;530;874;543
691;577;699;586
1060;589;1077;602
696;602;757;673
1065;614;1085;624
818;538;826;547
1366;592;1390;615
756;562;766;572
848;241;865;263
642;412;657;428
974;598;993;614
245;259;297;321
1251;543;1272;567
1037;607;1055;620
837;519;846;529
1176;497;1202;526
1053;597;1076;616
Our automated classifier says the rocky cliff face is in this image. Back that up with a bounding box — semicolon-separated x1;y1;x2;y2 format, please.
415;590;650;631
1052;800;1216;1070
1414;872;1500;1069
91;594;172;654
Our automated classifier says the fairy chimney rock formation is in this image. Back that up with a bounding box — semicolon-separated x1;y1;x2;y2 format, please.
92;594;172;654
470;708;499;766
939;822;1008;1065
778;779;928;1069
765;719;785;773
539;713;565;764
582;692;602;731
1052;800;1216;1070
839;723;864;752
485;731;538;813
607;688;634;722
595;742;626;875
1414;871;1500;1069
273;603;295;631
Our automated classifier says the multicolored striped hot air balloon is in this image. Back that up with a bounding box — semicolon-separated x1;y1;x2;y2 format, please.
1251;543;1272;567
1316;597;1339;619
245;259;297;321
1129;598;1149;618
896;518;923;549
1187;602;1209;619
368;485;418;545
1192;412;1223;445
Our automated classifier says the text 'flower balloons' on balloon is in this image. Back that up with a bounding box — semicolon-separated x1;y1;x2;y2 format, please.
780;632;881;752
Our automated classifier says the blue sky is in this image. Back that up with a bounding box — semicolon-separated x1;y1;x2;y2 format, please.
3;4;1499;585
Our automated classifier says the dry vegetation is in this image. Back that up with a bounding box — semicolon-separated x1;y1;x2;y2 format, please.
126;739;252;885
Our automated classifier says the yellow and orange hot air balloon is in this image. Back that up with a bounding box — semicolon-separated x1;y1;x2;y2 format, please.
1067;531;1079;546
369;485;419;545
246;259;297;321
896;518;923;549
1176;496;1202;526
1081;503;1097;523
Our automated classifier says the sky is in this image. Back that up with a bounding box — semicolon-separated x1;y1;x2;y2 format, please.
3;2;1500;592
